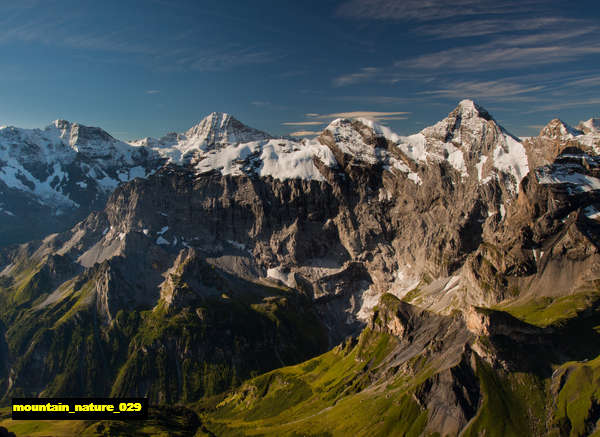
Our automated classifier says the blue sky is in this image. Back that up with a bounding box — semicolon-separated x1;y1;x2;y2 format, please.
0;0;599;139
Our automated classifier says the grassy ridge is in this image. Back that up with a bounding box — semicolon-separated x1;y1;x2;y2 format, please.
201;326;433;437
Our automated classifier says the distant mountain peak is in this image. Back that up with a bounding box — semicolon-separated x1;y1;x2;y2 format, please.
184;112;272;147
52;119;72;129
540;118;582;139
577;118;600;134
455;99;493;121
421;100;497;144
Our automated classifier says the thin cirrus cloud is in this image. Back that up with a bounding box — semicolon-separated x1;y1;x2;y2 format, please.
336;0;545;22
0;14;274;73
146;90;160;94
416;17;586;39
404;26;600;72
0;15;155;54
315;111;409;118
332;96;419;105
172;47;273;72
308;111;410;122
566;76;600;88
527;98;600;112
404;44;600;72
281;121;325;126
333;67;381;87
420;80;545;100
284;111;410;134
289;130;321;137
332;0;600;90
333;29;600;89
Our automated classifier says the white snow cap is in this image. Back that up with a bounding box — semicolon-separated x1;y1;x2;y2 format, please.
184;112;272;147
457;99;479;114
579;118;600;134
540;119;582;139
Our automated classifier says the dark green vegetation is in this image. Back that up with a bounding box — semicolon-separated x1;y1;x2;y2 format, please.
0;252;328;404
202;327;431;436
2;262;600;436
497;287;600;328
193;292;600;436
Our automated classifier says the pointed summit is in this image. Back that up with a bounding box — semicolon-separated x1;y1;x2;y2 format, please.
184;112;272;147
421;99;497;145
539;119;582;139
397;100;528;191
455;99;492;120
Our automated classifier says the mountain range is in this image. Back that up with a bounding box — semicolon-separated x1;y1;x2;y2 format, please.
0;100;599;436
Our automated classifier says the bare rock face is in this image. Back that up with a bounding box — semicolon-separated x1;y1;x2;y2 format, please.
5;100;598;334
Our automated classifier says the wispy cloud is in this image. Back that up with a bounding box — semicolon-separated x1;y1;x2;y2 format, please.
290;130;320;136
416;17;585;39
251;101;270;107
566;76;600;88
172;47;272;72
0;13;275;73
282;121;324;126
250;101;289;111
283;111;410;131
313;111;409;118
332;96;419;105
146;90;160;94
336;0;544;22
0;15;155;54
527;98;600;112
403;43;600;72
333;67;381;87
333;6;600;90
306;111;410;122
420;80;545;101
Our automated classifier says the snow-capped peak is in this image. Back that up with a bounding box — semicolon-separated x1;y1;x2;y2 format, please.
185;112;232;138
323;117;400;144
184;112;271;147
321;117;399;165
578;118;600;134
540;119;582;139
396;100;528;191
420;100;494;145
455;99;493;120
52;119;71;129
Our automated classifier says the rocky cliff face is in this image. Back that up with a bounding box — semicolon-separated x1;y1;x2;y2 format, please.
1;101;600;434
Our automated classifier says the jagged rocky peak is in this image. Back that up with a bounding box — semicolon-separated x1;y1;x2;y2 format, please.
324;116;399;143
319;117;400;167
420;99;497;145
50;118;116;146
577;117;600;134
405;99;529;190
456;98;493;120
539;118;582;139
184;111;272;147
45;118;131;161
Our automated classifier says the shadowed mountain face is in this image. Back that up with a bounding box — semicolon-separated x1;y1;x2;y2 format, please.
1;101;600;435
